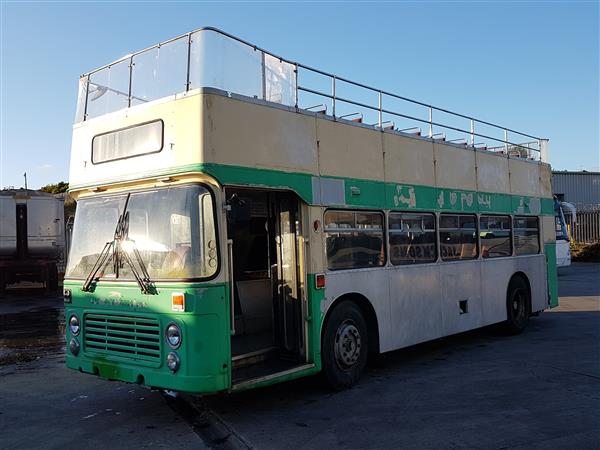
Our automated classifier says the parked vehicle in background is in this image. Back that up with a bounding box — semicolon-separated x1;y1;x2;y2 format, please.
64;27;557;393
554;198;576;268
0;189;65;295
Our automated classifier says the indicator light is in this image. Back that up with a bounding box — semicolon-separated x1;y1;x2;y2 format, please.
171;293;185;312
315;274;326;289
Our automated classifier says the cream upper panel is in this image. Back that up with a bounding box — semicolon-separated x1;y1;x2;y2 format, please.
70;90;548;201
434;143;477;190
539;164;553;197
541;216;555;244
316;119;384;180
383;134;435;185
202;94;318;174
509;158;541;196
69;93;202;188
476;151;510;194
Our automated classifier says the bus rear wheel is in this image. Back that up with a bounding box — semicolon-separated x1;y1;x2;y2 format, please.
504;276;530;334
322;301;368;390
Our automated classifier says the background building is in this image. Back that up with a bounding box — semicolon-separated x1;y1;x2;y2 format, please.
552;171;600;211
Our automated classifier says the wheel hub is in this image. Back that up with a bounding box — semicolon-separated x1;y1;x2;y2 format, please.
334;321;362;369
512;289;525;320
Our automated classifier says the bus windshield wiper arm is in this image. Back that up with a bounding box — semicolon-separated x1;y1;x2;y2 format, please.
81;241;114;292
81;193;133;292
119;238;156;295
113;194;156;295
82;193;156;295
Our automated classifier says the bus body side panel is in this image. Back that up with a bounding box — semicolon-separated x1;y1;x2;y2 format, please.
439;260;484;336
481;254;548;323
545;243;559;307
323;269;393;352
524;254;549;312
541;214;559;308
387;264;443;349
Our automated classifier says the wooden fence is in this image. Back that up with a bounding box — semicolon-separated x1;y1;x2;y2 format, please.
565;210;600;243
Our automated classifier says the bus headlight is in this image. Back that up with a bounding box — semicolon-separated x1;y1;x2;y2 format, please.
69;338;80;356
165;323;182;349
166;352;180;372
69;315;80;336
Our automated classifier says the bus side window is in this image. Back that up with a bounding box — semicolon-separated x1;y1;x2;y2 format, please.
514;216;540;255
480;215;512;258
389;212;436;265
439;214;478;261
324;210;385;270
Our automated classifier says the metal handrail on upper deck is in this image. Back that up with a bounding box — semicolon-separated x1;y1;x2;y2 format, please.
77;26;549;162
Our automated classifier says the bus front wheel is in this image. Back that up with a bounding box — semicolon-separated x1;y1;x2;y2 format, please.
504;276;530;334
322;301;368;390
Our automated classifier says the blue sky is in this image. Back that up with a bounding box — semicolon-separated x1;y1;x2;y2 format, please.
1;1;598;189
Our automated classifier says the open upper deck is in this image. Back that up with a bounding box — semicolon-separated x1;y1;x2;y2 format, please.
69;28;553;218
74;27;548;161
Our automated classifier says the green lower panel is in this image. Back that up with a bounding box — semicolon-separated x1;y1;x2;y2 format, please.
306;274;325;371
545;243;559;308
64;280;231;394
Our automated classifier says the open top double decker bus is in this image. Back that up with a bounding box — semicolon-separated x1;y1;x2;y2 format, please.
65;27;557;392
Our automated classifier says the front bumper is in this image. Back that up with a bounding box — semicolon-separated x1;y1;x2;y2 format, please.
66;353;227;393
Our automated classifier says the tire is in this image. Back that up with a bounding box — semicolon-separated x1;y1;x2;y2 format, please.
322;301;369;390
504;276;530;334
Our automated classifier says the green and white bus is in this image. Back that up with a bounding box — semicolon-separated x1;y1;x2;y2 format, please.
65;27;557;392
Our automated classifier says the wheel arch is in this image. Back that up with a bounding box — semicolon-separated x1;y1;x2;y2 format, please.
321;292;380;355
508;271;532;313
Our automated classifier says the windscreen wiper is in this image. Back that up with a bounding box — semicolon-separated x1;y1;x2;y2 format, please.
82;193;156;294
81;193;132;292
119;239;155;295
113;195;156;295
81;241;114;292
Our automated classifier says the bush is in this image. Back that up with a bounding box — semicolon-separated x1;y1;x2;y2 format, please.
570;241;600;262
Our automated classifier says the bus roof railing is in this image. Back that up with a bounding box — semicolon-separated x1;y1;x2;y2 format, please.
77;26;549;162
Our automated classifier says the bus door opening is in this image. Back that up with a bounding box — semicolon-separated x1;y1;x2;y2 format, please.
225;188;305;384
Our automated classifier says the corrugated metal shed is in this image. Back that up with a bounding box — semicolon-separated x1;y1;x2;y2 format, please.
552;171;600;211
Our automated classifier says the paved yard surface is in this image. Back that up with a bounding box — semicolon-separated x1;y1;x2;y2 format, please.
0;263;598;449
0;294;206;450
200;263;600;449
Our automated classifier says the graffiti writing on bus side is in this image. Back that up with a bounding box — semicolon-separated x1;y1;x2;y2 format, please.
437;190;489;211
515;196;541;215
393;185;416;208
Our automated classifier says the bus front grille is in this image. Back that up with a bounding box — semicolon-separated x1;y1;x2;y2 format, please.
83;314;161;365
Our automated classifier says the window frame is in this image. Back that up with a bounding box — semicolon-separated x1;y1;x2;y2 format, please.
438;213;479;262
479;214;513;259
513;215;541;256
388;211;438;266
91;119;164;165
323;208;386;271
